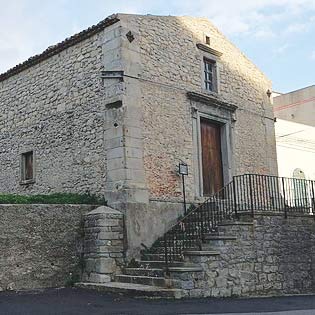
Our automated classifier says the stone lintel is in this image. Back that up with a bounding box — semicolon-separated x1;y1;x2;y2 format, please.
196;43;223;57
187;91;238;112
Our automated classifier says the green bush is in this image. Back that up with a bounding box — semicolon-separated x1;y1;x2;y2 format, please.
0;192;107;205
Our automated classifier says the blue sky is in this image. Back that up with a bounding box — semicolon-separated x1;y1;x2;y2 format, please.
0;0;314;93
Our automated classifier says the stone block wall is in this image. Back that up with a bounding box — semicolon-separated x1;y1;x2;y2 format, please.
82;206;125;282
105;14;279;255
170;214;315;297
0;13;278;204
0;30;108;195
119;14;278;203
0;204;95;291
0;13;280;257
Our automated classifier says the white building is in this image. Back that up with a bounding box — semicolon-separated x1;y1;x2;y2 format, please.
273;85;315;180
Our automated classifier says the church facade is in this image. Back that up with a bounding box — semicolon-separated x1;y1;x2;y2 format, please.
0;14;278;254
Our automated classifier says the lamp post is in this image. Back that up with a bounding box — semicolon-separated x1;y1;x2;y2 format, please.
178;162;188;215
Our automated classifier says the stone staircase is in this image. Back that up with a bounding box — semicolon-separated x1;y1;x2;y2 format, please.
78;218;253;298
76;182;254;298
77;174;315;297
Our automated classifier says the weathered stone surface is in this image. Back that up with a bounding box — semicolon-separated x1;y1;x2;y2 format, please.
127;14;278;201
82;206;125;282
83;273;111;283
0;204;95;290
0;13;278;257
0;30;108;196
171;214;315;297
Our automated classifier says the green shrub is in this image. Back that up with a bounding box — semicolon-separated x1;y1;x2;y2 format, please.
0;192;107;205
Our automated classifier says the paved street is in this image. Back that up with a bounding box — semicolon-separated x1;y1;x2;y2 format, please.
1;288;315;315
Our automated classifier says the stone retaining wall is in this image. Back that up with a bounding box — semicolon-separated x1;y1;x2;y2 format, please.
171;213;315;297
0;204;95;291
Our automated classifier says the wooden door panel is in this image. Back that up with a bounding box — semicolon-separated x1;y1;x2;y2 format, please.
200;118;223;196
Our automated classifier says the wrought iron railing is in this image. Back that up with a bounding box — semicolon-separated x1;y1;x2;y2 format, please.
233;174;315;216
143;174;315;268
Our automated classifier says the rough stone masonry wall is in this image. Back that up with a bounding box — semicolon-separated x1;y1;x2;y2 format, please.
172;214;315;297
83;206;125;283
124;15;278;202
0;204;95;291
0;31;109;195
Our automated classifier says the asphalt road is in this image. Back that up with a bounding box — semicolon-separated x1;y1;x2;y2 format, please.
1;288;315;315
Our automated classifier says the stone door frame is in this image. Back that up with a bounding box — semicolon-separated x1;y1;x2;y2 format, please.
189;92;237;199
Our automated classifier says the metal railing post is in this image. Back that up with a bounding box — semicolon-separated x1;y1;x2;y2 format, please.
248;175;254;218
281;177;287;219
146;174;315;276
311;180;315;219
182;174;187;215
232;177;239;219
164;234;169;274
200;205;205;242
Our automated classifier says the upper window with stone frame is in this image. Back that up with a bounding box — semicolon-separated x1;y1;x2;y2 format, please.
203;58;217;93
21;151;34;183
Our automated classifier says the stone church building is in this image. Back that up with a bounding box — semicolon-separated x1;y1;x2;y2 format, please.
0;14;277;256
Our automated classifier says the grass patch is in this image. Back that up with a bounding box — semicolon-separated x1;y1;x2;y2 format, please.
0;192;107;205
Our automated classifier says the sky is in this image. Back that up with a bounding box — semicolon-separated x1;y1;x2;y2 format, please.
0;0;314;93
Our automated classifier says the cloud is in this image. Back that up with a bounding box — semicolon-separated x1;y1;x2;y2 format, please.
0;3;34;72
254;28;276;39
170;0;315;36
284;22;309;34
310;51;315;60
0;0;315;74
0;0;69;73
273;43;290;55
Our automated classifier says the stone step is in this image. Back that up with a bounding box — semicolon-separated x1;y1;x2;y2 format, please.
139;260;185;268
204;235;237;240
155;236;203;244
154;233;236;246
148;246;199;254
115;274;170;287
141;253;182;261
167;266;203;273
76;282;184;299
184;250;220;256
124;268;164;277
218;221;253;226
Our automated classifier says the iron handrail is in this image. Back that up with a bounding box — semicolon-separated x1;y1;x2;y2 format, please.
143;174;315;269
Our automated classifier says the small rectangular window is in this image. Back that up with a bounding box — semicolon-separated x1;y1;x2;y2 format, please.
21;151;34;181
204;58;217;92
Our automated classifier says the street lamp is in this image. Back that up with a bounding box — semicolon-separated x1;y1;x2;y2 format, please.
178;162;188;215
